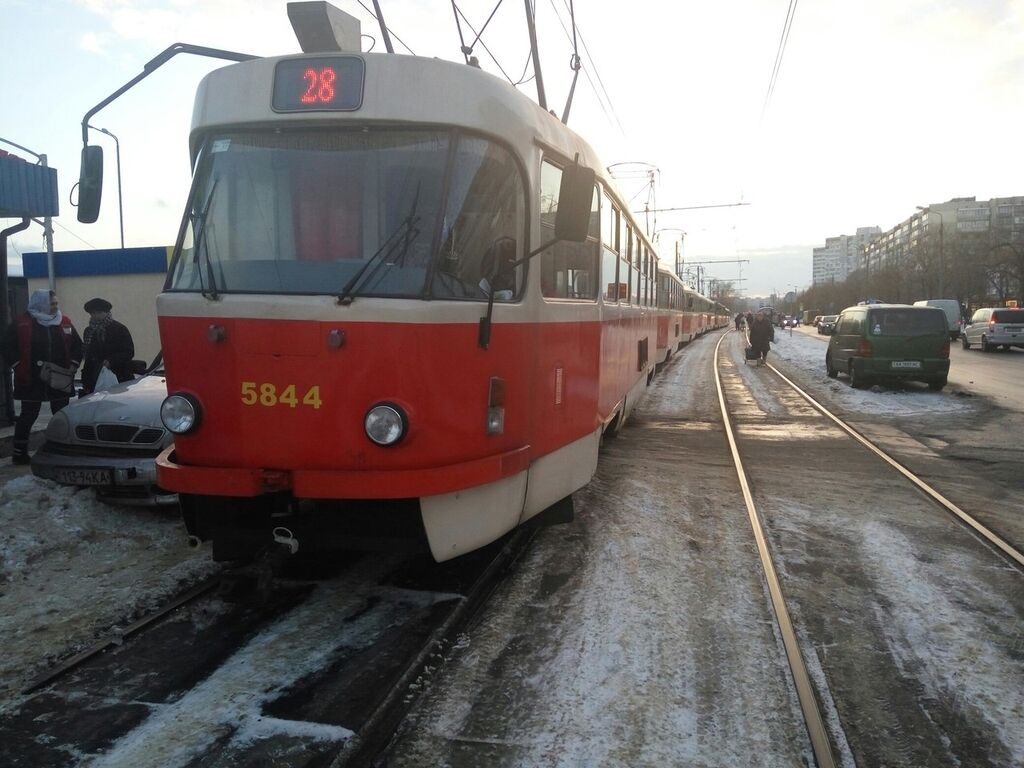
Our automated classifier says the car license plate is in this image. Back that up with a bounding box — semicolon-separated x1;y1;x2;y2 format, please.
891;361;921;369
48;467;113;485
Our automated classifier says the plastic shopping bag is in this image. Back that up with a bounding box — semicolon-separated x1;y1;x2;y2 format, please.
95;366;119;392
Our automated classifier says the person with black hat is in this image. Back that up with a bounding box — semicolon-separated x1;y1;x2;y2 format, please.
81;298;136;395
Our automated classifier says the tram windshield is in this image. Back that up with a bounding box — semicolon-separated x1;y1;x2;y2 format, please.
168;129;526;300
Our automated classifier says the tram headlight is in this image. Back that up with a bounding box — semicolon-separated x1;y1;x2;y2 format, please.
161;393;202;434
364;403;407;446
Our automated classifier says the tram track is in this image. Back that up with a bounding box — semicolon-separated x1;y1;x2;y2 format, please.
762;346;1024;572
713;329;1024;767
21;573;224;696
3;527;536;767
713;332;838;768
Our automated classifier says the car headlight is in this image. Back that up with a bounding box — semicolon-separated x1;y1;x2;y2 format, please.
364;403;407;446
161;394;202;434
44;411;71;442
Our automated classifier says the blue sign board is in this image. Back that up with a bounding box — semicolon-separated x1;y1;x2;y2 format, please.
0;152;59;218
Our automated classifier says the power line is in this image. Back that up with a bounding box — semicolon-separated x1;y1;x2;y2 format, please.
559;0;621;135
452;2;516;84
635;202;751;214
761;0;799;120
546;0;623;135
48;221;99;250
354;0;415;54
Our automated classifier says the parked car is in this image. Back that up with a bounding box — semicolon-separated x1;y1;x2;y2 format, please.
31;365;176;506
913;299;964;340
825;304;950;390
812;315;824;327
961;307;1024;351
818;315;839;334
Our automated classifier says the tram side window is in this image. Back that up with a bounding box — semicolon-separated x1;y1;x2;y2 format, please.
633;245;640;305
630;232;642;305
601;195;621;301
621;228;633;304
540;160;599;300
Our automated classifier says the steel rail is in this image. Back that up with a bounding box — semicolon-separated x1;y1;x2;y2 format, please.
765;359;1024;571
330;525;537;768
21;574;222;695
714;332;838;768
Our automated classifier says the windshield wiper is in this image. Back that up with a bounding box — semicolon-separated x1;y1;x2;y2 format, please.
337;186;421;305
193;178;220;299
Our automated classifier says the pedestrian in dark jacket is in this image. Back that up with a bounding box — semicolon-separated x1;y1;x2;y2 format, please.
5;289;83;463
748;309;775;366
81;298;135;395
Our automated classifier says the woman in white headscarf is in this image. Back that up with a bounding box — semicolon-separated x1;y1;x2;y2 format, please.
4;289;82;464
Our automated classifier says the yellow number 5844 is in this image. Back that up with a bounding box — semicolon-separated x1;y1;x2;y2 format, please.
240;382;322;409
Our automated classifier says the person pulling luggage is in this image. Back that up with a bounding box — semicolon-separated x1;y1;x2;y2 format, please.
748;309;775;366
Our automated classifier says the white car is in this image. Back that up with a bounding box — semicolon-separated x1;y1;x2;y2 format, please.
31;370;176;506
961;307;1024;351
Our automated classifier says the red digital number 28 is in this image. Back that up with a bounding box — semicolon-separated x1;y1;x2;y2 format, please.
301;67;337;104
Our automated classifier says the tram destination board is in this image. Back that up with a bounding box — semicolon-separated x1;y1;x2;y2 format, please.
272;56;365;112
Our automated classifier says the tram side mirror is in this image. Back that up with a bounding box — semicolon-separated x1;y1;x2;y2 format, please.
554;164;596;243
77;145;104;223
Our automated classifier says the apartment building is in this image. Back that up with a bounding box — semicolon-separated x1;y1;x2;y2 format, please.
812;226;881;285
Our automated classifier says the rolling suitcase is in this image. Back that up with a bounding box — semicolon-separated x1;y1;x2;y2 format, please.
744;346;759;364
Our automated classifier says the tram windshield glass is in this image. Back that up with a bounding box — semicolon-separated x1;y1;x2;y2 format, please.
168;130;525;300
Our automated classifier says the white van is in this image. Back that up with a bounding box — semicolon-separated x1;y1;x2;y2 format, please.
913;299;963;340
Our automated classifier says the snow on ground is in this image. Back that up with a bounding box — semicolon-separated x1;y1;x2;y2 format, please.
768;499;1024;762
0;475;218;708
748;328;977;417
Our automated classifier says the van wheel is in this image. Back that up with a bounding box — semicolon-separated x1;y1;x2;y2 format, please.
961;335;970;350
825;353;838;378
928;378;947;391
849;361;869;389
981;336;993;352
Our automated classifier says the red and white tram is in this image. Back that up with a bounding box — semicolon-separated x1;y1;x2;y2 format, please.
142;42;718;562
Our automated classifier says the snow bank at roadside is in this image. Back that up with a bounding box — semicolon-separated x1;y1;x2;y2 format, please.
753;329;976;417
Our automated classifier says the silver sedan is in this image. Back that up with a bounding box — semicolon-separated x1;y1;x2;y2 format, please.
31;374;177;506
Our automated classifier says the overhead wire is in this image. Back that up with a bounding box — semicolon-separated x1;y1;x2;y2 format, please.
761;0;799;120
548;0;618;135
452;2;517;83
561;0;622;134
354;0;416;55
466;0;505;53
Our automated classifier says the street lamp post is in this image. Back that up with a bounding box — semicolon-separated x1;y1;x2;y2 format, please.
917;206;944;297
88;124;124;249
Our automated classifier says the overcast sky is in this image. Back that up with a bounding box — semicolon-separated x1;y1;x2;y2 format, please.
3;0;1023;297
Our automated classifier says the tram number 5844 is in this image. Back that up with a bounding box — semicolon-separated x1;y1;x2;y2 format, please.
241;382;322;409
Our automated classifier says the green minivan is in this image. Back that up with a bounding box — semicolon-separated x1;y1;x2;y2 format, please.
825;304;951;390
